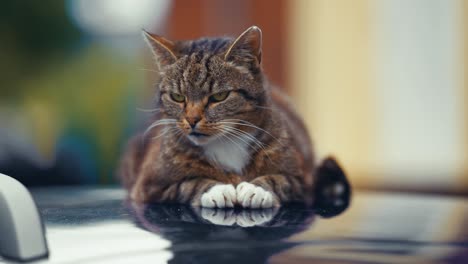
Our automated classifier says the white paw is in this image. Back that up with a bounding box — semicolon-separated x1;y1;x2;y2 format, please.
236;182;277;208
201;184;236;208
200;208;236;226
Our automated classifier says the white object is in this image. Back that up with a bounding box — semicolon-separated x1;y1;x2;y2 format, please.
69;0;172;36
200;184;236;208
0;173;48;261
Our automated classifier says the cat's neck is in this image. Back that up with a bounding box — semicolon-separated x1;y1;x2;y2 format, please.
202;133;255;174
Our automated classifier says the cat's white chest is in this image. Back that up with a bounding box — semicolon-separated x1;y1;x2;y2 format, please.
203;134;252;174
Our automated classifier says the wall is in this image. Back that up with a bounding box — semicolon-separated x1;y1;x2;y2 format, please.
289;0;468;194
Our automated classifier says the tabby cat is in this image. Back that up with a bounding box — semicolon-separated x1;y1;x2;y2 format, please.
120;26;343;208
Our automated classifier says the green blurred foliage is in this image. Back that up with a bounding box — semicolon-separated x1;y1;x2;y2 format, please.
0;1;147;184
0;0;80;98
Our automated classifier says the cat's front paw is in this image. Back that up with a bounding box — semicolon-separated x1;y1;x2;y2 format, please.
200;184;236;208
236;182;279;208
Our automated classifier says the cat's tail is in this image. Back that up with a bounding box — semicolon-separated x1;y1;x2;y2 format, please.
313;156;351;217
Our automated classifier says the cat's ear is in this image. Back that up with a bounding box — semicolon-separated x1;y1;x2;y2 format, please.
142;30;178;68
224;26;262;67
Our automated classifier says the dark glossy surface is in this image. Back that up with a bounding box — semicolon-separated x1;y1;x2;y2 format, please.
1;184;467;263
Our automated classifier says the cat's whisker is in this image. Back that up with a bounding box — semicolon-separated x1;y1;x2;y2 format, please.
215;127;248;151
224;125;269;149
138;68;159;73
151;125;178;141
136;107;161;113
145;121;177;134
217;127;264;163
144;119;178;138
160;126;184;141
221;119;272;135
222;126;265;151
222;125;274;164
174;129;186;145
222;129;256;151
230;131;269;158
218;119;282;145
147;119;178;126
216;132;255;167
253;105;275;111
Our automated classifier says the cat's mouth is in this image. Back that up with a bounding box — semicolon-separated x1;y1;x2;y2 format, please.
189;131;209;137
187;131;215;146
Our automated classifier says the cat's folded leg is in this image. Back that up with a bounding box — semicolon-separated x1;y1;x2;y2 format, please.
166;177;236;208
130;174;230;205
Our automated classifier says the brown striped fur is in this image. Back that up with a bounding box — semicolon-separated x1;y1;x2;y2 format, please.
119;26;332;207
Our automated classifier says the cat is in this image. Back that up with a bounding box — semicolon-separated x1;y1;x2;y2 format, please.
119;25;347;208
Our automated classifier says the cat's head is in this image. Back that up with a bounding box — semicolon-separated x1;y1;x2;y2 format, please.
143;26;268;145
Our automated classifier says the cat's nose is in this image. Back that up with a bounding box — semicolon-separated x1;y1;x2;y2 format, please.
186;117;201;128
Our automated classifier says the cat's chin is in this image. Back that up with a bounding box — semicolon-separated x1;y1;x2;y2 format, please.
187;134;216;146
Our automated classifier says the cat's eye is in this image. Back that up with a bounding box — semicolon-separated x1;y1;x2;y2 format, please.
210;91;230;102
170;93;185;103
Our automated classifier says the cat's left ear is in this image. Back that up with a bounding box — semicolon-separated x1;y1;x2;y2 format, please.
142;30;178;68
224;26;262;67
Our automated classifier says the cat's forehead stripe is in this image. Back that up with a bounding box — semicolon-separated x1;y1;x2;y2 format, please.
178;53;217;98
196;53;211;87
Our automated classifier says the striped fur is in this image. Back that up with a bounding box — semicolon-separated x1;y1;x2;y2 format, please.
119;26;323;207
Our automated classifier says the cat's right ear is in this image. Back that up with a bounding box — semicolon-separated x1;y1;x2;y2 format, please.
142;30;178;68
224;26;262;67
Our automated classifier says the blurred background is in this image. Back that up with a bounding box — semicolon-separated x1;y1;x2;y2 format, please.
0;0;467;195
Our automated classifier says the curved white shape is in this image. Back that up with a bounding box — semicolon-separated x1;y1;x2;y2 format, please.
0;173;48;262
